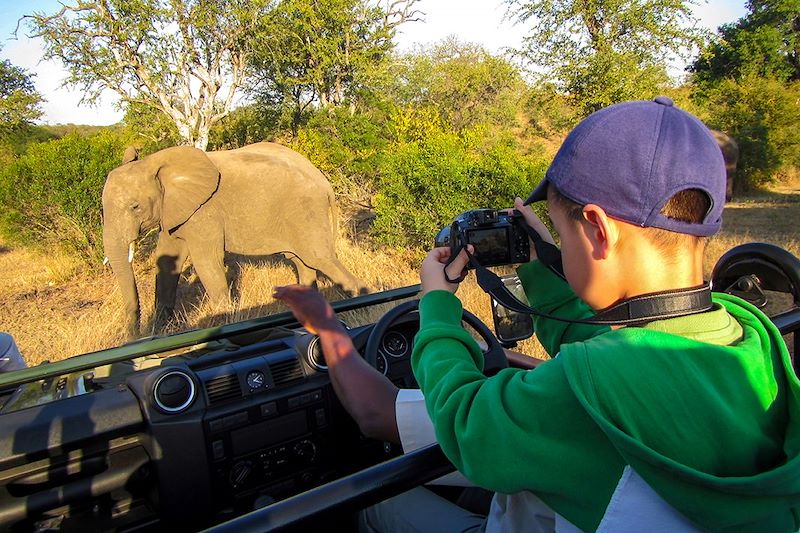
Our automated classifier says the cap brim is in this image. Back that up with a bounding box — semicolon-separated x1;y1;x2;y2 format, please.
523;179;549;205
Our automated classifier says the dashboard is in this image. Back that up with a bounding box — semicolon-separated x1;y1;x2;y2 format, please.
0;317;421;531
1;242;798;532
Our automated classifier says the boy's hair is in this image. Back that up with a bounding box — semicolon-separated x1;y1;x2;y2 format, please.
549;185;710;253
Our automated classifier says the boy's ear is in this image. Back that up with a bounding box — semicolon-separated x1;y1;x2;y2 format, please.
582;204;618;259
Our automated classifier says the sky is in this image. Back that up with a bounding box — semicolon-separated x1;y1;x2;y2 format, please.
0;0;748;126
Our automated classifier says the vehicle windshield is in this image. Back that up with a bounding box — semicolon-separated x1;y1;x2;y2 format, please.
1;0;798;376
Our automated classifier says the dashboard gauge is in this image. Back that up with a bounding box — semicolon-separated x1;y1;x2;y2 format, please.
246;370;265;390
381;331;408;358
375;354;388;376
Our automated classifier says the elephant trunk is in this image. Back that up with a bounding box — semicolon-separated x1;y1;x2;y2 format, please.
103;224;141;339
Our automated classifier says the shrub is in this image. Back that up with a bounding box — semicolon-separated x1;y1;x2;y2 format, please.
697;74;800;189
208;104;282;150
0;130;128;263
372;115;548;249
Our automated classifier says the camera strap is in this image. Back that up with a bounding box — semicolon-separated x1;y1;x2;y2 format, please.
480;265;712;326
441;216;713;325
447;245;713;327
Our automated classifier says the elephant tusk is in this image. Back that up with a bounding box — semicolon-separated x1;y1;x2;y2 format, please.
128;242;135;263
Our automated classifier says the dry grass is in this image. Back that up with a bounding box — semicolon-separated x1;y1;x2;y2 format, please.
1;181;798;367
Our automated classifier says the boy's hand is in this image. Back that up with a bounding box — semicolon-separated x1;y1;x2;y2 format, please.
420;245;473;295
272;284;343;335
514;197;556;261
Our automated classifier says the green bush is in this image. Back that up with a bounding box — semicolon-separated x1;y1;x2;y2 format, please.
291;108;388;182
372;117;548;249
700;75;800;189
0;130;128;263
208;104;282;150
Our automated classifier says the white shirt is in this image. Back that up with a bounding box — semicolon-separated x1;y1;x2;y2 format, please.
394;388;700;532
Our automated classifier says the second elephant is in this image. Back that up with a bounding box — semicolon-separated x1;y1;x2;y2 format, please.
102;142;367;338
711;130;740;201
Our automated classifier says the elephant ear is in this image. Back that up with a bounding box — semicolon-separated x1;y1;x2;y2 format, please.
156;146;220;232
122;146;139;164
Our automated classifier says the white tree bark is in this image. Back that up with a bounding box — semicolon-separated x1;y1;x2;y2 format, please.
28;0;271;150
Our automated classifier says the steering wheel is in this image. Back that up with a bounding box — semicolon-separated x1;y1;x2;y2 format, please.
711;243;800;311
364;300;509;377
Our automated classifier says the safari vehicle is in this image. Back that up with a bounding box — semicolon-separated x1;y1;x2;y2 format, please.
1;243;798;532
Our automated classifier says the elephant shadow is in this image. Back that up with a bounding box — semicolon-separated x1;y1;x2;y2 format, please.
143;252;354;335
190;283;351;334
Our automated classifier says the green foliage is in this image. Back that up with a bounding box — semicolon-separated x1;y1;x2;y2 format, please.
121;102;182;154
208;104;281;150
700;74;800;188
522;83;580;140
377;39;527;132
0;125;58;160
248;0;416;133
565;51;670;113
0;51;44;138
0;130;128;262
291;107;388;187
691;0;800;86
690;0;800;187
372;112;547;248
29;0;274;148
505;0;700;114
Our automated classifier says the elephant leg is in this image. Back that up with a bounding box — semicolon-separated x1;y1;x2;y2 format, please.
187;238;232;307
303;255;367;295
288;256;318;287
154;232;189;327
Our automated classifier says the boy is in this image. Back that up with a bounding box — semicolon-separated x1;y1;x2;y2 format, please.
412;97;800;530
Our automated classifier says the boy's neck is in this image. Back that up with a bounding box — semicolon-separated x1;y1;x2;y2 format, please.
606;231;705;306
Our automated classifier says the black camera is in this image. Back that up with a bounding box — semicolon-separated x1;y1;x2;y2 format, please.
435;209;530;268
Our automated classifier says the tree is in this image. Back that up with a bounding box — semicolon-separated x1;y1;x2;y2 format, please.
378;39;527;132
690;0;800;189
27;0;274;150
505;0;700;113
248;0;421;133
0;48;44;137
690;0;800;86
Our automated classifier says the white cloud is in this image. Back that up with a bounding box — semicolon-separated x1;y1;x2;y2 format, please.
2;33;122;126
394;1;526;53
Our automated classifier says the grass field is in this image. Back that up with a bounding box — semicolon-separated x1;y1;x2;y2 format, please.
1;181;798;367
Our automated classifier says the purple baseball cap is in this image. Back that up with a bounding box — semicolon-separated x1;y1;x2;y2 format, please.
524;96;726;237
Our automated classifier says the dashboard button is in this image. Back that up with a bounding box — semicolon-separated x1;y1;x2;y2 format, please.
212;440;225;460
260;402;277;417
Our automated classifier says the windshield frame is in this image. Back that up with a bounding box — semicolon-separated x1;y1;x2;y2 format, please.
0;284;421;389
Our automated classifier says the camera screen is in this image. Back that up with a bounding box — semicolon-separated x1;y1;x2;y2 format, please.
467;227;510;264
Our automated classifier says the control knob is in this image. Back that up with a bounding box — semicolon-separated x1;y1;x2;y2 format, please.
293;440;317;463
230;460;253;488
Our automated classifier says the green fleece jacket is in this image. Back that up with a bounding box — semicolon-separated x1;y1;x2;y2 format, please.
411;260;800;532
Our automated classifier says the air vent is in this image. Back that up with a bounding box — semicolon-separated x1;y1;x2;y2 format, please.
153;370;196;414
204;374;242;405
270;358;304;386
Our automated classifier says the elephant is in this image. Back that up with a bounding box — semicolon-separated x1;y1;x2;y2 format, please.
102;141;367;338
711;130;740;201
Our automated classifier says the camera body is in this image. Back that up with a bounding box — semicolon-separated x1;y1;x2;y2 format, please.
435;209;530;268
